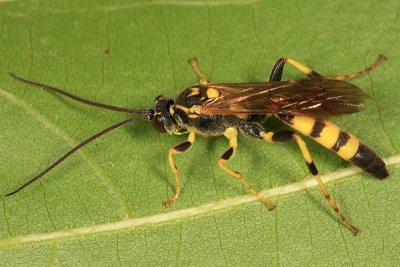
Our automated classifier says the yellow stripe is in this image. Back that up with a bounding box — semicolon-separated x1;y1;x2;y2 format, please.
336;134;359;160
223;127;238;148
294;135;312;163
314;120;341;148
175;105;189;113
286;58;313;75
283;116;360;161
289;117;341;149
188;131;196;143
291;116;315;135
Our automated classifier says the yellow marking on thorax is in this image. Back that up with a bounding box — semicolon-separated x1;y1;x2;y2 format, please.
336;134;359;160
189;105;201;114
206;88;220;98
176;104;201;116
188;87;200;96
169;105;175;115
175;105;189;113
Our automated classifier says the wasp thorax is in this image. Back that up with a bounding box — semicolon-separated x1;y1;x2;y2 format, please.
152;95;176;133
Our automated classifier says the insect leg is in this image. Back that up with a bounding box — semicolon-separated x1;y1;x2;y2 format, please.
269;57;322;81
219;127;275;210
328;55;386;81
164;131;196;206
261;130;359;235
188;57;210;84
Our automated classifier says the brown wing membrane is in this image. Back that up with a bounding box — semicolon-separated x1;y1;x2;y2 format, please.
200;79;370;118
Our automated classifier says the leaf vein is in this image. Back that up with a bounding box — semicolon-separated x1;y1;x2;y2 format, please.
1;155;398;248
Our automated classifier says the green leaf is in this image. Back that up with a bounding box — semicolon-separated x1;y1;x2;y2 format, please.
0;0;399;265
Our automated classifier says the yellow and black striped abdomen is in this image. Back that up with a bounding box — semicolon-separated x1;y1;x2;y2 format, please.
277;114;388;179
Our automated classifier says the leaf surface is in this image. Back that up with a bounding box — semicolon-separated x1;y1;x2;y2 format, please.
0;0;399;265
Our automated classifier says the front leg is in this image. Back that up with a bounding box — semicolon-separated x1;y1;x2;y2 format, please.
164;131;196;206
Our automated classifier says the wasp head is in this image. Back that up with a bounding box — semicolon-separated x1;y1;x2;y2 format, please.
152;95;176;134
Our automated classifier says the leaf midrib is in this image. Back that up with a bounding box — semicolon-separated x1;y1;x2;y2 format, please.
1;154;398;249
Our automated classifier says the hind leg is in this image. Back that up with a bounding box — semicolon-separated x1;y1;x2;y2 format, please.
269;57;322;81
269;55;386;82
329;55;386;81
239;122;359;235
262;130;359;235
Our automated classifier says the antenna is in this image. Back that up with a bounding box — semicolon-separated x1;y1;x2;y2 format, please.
8;73;152;114
6;115;151;196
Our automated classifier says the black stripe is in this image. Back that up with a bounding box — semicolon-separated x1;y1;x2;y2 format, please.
307;161;318;175
350;143;388;179
221;147;234;160
332;131;350;152
310;120;325;138
272;130;293;143
174;141;192;152
309;70;321;77
277;113;294;124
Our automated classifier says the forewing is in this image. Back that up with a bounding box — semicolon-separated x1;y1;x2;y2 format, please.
201;79;370;118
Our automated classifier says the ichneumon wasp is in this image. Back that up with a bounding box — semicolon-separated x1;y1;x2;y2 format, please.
6;55;388;235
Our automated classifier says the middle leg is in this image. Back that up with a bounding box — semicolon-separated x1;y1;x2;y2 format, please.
218;127;275;210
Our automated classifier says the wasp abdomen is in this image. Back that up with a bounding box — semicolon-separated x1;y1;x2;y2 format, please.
278;114;388;179
350;143;388;179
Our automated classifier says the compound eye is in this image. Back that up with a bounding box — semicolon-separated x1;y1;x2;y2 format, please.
152;114;167;133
